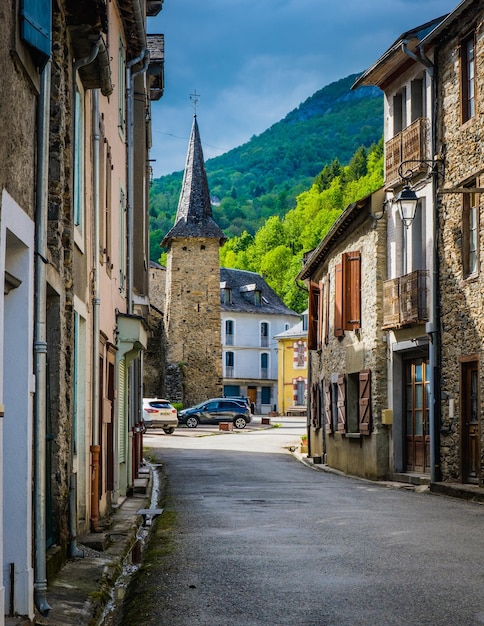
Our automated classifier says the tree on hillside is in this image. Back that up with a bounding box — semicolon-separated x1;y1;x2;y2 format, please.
220;139;384;312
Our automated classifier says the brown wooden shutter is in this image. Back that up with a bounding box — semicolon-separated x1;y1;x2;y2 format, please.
337;374;346;433
324;379;332;431
310;382;321;429
358;369;371;435
323;273;330;345
318;280;324;350
334;264;343;337
307;282;320;350
343;251;361;330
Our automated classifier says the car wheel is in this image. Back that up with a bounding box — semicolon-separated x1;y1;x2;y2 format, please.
186;416;199;428
163;427;175;435
234;416;247;429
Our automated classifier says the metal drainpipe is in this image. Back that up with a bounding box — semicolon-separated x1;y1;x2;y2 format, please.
401;42;441;482
90;88;102;531
34;59;52;618
426;47;442;483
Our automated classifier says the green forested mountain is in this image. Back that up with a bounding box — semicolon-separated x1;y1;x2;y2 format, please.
219;139;384;312
149;73;383;257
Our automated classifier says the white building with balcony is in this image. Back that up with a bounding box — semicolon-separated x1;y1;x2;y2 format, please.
353;14;447;480
220;268;300;414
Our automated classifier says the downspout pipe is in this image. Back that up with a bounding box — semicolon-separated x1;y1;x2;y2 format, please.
90;88;102;532
34;59;52;618
401;42;441;482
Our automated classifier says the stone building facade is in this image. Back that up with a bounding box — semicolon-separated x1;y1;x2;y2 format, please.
298;189;389;480
431;0;484;485
162;116;225;407
0;0;162;620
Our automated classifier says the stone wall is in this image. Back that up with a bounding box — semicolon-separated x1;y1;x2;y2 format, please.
164;238;223;407
45;6;76;553
436;1;484;484
0;6;37;216
308;203;389;480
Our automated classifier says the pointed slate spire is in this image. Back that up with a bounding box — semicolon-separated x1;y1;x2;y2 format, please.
162;115;226;246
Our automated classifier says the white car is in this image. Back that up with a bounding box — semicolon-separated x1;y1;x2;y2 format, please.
142;398;178;434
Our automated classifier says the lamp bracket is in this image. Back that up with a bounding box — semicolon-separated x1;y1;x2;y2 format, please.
397;156;444;184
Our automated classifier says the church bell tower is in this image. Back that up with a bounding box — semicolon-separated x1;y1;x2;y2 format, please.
162;115;225;406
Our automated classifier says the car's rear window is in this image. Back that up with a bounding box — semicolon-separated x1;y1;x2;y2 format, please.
149;401;172;409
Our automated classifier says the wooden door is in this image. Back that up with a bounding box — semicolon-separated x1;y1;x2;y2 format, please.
462;361;479;484
405;358;430;473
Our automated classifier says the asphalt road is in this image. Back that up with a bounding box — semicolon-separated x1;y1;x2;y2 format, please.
117;418;484;626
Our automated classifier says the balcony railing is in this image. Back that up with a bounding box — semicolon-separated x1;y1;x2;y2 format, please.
225;334;234;346
225;366;234;378
385;118;429;187
382;270;428;329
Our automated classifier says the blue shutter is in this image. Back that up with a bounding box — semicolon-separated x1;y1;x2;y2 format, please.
20;0;52;58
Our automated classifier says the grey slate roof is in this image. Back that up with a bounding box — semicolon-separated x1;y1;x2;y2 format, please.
220;267;300;317
162;115;226;246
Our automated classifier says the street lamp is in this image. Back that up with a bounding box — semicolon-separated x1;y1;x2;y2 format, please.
394;184;419;228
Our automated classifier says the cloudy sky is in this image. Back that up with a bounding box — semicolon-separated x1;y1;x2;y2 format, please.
148;0;458;178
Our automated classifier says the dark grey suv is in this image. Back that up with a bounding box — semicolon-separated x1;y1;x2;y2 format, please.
178;399;251;429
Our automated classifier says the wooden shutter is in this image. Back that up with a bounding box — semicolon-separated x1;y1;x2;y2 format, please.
323;273;330;345
20;0;52;57
307;281;320;350
118;359;126;462
318;280;324;350
359;370;371;435
324;379;332;431
310;382;321;429
343;251;361;330
334;264;343;337
337;374;346;433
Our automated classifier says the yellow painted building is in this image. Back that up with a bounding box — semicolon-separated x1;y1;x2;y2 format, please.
275;313;308;415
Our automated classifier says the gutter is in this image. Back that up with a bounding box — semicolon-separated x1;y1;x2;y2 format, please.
33;59;52;619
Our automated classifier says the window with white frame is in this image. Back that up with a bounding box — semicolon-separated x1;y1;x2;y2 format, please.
463;186;479;277
294;341;306;368
225;319;234;345
461;31;475;124
260;321;269;347
261;352;269;379
73;85;84;232
225;351;234;377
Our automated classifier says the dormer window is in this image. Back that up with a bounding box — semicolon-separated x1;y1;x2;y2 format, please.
240;283;262;306
220;281;232;304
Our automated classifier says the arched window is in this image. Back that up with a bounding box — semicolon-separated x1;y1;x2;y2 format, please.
261;353;269;379
225;319;234;345
260;322;269;347
225;351;234;377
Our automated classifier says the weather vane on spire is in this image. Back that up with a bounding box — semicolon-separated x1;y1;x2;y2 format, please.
190;90;200;115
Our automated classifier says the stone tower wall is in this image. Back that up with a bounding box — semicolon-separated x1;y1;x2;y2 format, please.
164;237;223;406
